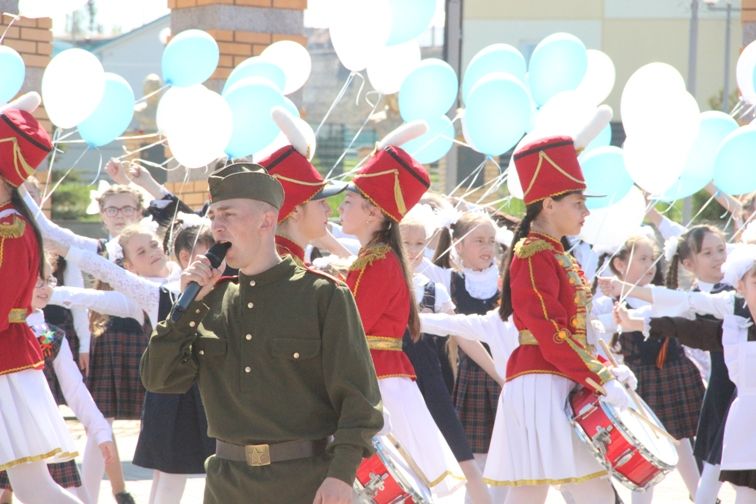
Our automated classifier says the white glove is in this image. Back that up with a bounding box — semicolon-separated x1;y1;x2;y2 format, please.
610;364;638;391
603;379;630;410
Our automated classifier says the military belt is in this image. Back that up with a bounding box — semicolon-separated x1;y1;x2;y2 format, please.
518;330;538;346
8;308;26;324
366;335;403;351
215;438;328;467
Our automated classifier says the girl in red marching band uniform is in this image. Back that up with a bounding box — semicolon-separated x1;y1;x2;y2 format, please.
339;123;466;499
494;135;635;504
0;94;82;503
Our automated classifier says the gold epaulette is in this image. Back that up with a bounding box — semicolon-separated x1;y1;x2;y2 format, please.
349;244;391;271
513;237;553;259
0;216;25;239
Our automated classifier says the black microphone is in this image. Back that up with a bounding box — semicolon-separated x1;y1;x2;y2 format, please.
171;242;231;322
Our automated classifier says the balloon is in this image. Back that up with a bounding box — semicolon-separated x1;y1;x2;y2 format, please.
712;126;756;196
584;123;612;152
462;44;526;104
162;29;219;87
386;0;437;45
623;131;696;196
223;57;286;94
574;49;615;106
165;86;232;168
531;90;596;139
463;73;534;156
282;97;301;118
42;48;105;129
260;41;312;95
399;59;458;121
0;47;25;104
579;146;633;209
78;73;135;147
223;77;287;158
736;40;756;105
660;111;738;201
580;187;646;251
367;41;421;95
528;33;588;106
18;0;86;18
329;0;392;72
156;86;191;135
402;116;454;164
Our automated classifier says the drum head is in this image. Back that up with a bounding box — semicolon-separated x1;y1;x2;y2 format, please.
374;436;433;503
601;393;678;467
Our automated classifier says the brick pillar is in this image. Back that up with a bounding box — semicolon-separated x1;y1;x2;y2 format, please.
166;0;307;194
743;0;756;45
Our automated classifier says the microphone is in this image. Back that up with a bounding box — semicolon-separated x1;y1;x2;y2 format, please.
171;242;231;322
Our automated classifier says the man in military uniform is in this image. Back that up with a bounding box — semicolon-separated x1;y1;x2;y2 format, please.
140;163;383;504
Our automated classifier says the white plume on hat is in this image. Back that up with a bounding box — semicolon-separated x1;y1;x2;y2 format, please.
574;105;612;151
0;91;42;115
271;107;316;161
376;120;429;149
721;243;756;287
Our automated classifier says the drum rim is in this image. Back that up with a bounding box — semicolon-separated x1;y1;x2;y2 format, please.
567;391;677;492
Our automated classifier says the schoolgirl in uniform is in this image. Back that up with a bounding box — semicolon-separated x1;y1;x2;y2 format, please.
339;123;466;499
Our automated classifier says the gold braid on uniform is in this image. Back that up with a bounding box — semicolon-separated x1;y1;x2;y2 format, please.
349;244;391;271
0;216;25;268
513;237;553;259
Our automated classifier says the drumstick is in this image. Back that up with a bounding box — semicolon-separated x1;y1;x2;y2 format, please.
628;409;681;445
385;433;433;488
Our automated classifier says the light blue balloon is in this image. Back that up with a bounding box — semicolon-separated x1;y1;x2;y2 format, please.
464;73;534;156
282;97;301;118
462;44;526;104
387;0;436;45
223;78;286;158
399;59;458;121
0;47;25;104
579;146;633;209
660;111;738;201
403;116;454;164
712;126;756;196
223;57;286;94
528;32;588;106
162;29;219;87
584;123;612;152
77;73;135;147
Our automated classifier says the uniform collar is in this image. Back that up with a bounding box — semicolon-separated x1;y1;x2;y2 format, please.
529;231;564;251
239;256;298;289
275;235;306;264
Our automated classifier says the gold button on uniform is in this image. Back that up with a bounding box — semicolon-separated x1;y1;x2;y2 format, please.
245;334;252;341
195;308;201;314
189;321;196;328
244;366;251;373
292;352;300;359
198;350;205;356
249;280;256;287
247;302;254;309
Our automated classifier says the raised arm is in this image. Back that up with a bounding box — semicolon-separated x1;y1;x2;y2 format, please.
21;188;100;253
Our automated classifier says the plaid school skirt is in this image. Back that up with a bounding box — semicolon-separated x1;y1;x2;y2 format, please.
87;316;150;420
452;351;501;454
628;355;705;440
0;460;81;490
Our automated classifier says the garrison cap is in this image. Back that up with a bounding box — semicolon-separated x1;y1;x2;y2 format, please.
208;162;284;209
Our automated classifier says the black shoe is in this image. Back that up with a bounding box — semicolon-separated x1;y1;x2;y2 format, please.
114;491;136;504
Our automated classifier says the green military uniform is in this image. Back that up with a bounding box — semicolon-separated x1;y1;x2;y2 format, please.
140;164;383;504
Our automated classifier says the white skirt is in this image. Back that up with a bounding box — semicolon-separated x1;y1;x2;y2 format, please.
0;369;78;471
483;373;608;487
379;377;466;498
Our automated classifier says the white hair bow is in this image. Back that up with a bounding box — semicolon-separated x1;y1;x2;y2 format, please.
86;180;112;215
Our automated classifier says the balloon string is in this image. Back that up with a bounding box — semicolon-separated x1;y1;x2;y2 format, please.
114;138;166;161
40;129;62;206
353;72;367;106
135;84;170;105
324;92;382;179
88;150;104;185
54;129;77;143
314;72;356;138
39;146;90;208
56;131;162;145
0;13;18;44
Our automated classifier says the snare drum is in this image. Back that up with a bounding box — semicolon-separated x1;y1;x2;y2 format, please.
568;386;679;491
353;435;432;504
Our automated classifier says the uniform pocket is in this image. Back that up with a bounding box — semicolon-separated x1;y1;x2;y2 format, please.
269;338;320;361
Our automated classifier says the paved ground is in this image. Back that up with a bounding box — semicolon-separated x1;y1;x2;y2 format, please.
59;416;736;503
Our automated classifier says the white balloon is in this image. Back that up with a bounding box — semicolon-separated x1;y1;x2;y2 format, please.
41;48;105;128
623;130;696;196
260;41;312;95
574;49;615;106
620;63;689;138
367;41;421;95
165;87;232;169
737;40;756;105
18;0;87;18
156;85;200;136
532;90;596;139
580;187;646;250
329;0;392;72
